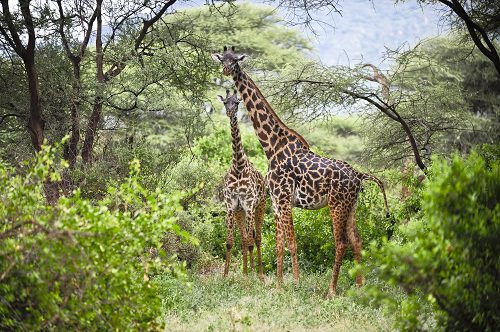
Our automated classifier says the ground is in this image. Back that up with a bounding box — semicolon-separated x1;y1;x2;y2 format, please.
157;266;396;331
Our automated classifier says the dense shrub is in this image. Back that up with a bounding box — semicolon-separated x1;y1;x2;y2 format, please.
193;123;267;173
358;150;500;331
72;140;181;200
0;145;194;330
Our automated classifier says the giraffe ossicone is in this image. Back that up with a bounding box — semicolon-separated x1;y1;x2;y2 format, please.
212;46;391;296
219;89;266;279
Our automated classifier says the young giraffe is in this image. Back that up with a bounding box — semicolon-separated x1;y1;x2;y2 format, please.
218;89;267;279
212;47;389;296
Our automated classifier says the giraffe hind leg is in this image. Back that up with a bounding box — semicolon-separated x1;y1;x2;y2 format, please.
224;210;235;277
328;202;350;297
346;204;364;287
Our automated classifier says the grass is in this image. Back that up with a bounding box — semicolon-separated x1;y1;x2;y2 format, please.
156;267;396;331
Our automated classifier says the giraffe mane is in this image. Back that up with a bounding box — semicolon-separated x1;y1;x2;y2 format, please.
244;73;310;150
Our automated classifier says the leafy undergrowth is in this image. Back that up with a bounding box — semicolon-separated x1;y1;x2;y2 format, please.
157;267;396;332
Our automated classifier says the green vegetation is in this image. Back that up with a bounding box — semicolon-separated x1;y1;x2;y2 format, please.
1;1;498;331
0;144;194;330
359;149;500;331
159;273;395;331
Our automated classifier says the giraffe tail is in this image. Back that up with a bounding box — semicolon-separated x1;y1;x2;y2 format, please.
361;173;395;239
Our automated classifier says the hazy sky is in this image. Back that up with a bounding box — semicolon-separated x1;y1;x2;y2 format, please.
179;0;445;67
279;0;445;67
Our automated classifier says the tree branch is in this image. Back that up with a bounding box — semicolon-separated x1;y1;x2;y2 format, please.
0;113;23;125
438;0;500;76
19;0;35;54
0;0;26;55
103;0;177;81
281;76;428;170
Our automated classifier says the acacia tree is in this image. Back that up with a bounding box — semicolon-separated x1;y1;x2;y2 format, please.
79;0;180;165
266;0;498;170
412;0;500;76
0;0;44;152
266;39;472;171
54;0;97;169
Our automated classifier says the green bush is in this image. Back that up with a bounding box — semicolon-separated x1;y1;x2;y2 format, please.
358;151;500;331
193;122;267;173
72;139;180;201
0;144;195;330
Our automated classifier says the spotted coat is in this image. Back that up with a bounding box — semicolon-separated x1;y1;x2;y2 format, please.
218;90;266;279
213;47;390;296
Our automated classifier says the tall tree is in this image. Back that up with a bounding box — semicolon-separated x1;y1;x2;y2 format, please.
414;0;500;76
266;39;474;171
80;0;178;165
0;0;44;152
55;0;97;169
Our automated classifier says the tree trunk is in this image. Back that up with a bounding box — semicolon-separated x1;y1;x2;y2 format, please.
81;99;103;165
438;0;500;77
25;55;62;204
24;55;44;152
81;0;104;166
64;63;81;169
396;114;427;171
79;0;177;166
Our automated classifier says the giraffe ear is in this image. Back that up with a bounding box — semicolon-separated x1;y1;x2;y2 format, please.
211;53;223;63
216;95;225;103
236;54;248;63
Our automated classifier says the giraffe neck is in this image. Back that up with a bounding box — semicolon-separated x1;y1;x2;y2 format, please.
229;114;247;172
232;68;310;160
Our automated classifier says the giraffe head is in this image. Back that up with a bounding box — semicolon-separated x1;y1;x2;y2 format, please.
217;89;241;118
211;46;247;76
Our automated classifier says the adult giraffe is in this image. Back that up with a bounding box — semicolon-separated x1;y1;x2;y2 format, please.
212;46;389;296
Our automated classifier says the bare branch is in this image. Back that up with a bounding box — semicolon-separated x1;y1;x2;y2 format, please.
0;0;26;55
103;0;177;81
0;113;23;125
437;0;500;76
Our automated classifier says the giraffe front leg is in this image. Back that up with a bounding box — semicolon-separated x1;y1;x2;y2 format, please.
281;205;299;282
269;185;293;287
245;208;257;274
255;199;266;281
286;223;299;282
275;202;299;283
275;216;285;287
224;210;235;277
235;211;249;275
